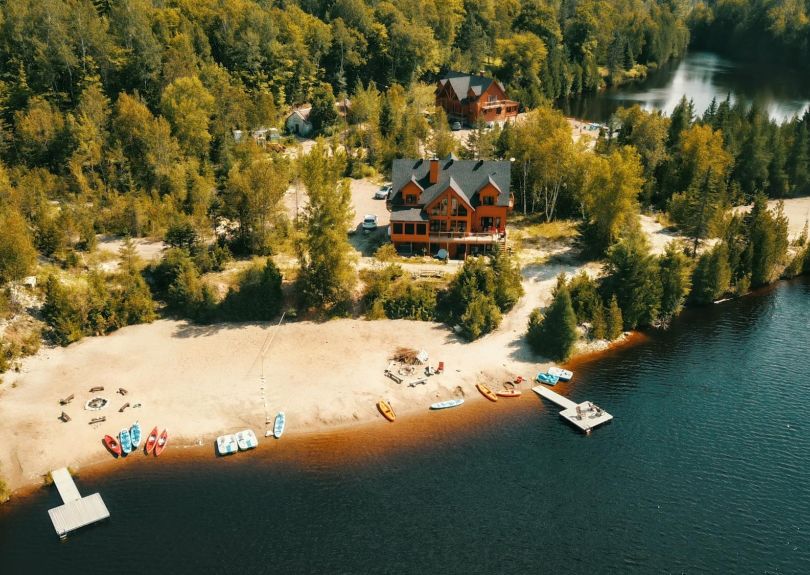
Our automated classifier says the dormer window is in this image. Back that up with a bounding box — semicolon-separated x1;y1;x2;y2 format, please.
406;194;417;204
482;195;495;206
488;95;496;103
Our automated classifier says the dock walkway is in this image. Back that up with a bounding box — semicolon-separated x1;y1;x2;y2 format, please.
47;468;109;538
532;385;613;433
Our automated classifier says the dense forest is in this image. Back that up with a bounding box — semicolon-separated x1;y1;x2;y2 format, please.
690;0;810;68
0;0;809;371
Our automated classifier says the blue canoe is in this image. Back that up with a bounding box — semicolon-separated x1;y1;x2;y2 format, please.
119;428;132;454
536;372;560;386
129;421;141;450
273;412;286;439
430;398;465;410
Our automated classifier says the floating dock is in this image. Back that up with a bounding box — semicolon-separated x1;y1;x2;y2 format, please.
47;468;110;539
532;386;613;433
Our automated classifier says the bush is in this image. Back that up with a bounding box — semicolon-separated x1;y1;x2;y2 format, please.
374;243;398;262
361;265;437;321
568;271;601;324
220;260;284;321
460;292;501;340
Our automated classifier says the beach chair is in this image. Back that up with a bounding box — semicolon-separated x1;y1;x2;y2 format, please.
59;393;75;405
118;387;128;396
118;402;130;413
437;361;444;374
59;412;71;422
89;386;104;393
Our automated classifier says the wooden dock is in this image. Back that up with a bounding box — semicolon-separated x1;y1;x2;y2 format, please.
532;386;613;433
47;468;109;538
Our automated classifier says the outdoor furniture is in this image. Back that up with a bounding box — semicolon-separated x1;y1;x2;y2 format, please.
118;402;130;413
117;388;128;396
408;378;427;387
89;416;106;425
59;394;75;405
89;386;104;393
59;412;71;422
385;371;403;384
437;361;445;374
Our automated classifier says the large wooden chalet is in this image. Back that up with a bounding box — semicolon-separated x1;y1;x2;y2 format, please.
436;72;519;126
388;156;513;259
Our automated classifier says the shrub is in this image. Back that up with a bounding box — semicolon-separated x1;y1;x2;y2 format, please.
460;292;501;340
220;260;284;321
526;275;578;361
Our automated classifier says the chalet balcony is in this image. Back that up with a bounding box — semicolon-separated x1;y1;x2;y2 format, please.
480;99;519;110
428;231;506;244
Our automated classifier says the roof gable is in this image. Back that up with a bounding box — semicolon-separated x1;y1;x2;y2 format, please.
391;158;511;209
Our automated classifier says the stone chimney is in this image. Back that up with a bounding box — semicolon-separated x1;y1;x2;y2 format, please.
429;158;439;184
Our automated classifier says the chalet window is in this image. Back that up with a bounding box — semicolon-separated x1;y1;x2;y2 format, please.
457;205;467;216
393;223;403;234
405;223;415;235
432;198;448;216
496;107;502;114
451;198;458;216
406;194;417;204
416;223;427;235
430;220;440;233
488;95;496;103
482;195;494;206
495;217;501;229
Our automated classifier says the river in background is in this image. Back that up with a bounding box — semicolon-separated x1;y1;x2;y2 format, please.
0;278;809;573
560;51;810;123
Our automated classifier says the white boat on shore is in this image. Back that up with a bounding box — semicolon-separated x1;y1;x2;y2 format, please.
430;398;464;410
548;367;573;382
216;434;238;456
236;430;258;451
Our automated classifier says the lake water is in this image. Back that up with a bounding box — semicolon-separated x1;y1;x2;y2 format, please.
561;51;810;123
1;278;809;574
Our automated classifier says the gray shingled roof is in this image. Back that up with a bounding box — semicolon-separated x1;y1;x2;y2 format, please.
438;72;506;103
390;207;428;222
390;158;511;210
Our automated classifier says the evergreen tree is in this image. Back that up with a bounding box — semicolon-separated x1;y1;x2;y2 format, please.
0;210;37;284
658;242;692;319
606;295;623;340
308;83;339;134
591;302;607;340
42;275;84;345
526;274;578;361
667;95;693;148
491;246;524;312
603;231;661;329
690;243;732;304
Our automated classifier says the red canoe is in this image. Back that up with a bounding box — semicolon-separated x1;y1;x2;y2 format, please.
144;426;159;455
103;434;122;457
154;429;168;457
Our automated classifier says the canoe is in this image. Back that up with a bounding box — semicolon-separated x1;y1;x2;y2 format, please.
535;372;560;386
430;398;464;410
496;389;522;398
377;400;396;422
130;421;141;450
236;429;258;451
144;426;159;455
216;434;238;456
154;429;168;457
273;412;286;439
476;383;498;402
119;428;132;454
547;367;573;381
103;434;122;457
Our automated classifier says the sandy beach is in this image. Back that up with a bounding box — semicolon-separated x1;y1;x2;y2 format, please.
2;193;809;495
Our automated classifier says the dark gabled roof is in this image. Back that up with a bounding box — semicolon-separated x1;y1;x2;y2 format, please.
390;158;511;209
390;207;428;222
437;72;506;104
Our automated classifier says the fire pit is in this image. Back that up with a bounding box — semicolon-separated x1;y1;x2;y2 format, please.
84;397;109;411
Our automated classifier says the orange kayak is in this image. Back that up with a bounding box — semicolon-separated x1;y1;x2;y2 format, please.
496;389;522;398
378;400;396;422
476;383;498;402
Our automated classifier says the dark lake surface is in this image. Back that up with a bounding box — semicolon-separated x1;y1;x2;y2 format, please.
561;51;810;123
1;277;809;574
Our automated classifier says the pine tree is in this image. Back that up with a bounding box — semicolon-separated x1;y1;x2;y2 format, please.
591;302;607;340
658;242;692;319
691;243;732;304
491;246;524;312
526;274;578;361
606;295;623;340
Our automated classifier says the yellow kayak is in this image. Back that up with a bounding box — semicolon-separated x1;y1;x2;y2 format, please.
378;400;396;422
476;383;498;402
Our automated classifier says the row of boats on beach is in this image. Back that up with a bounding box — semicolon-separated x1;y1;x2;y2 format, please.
103;422;168;457
216;411;286;456
376;366;574;422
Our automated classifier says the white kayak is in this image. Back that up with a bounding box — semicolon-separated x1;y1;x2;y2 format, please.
430;398;464;410
273;412;286;439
